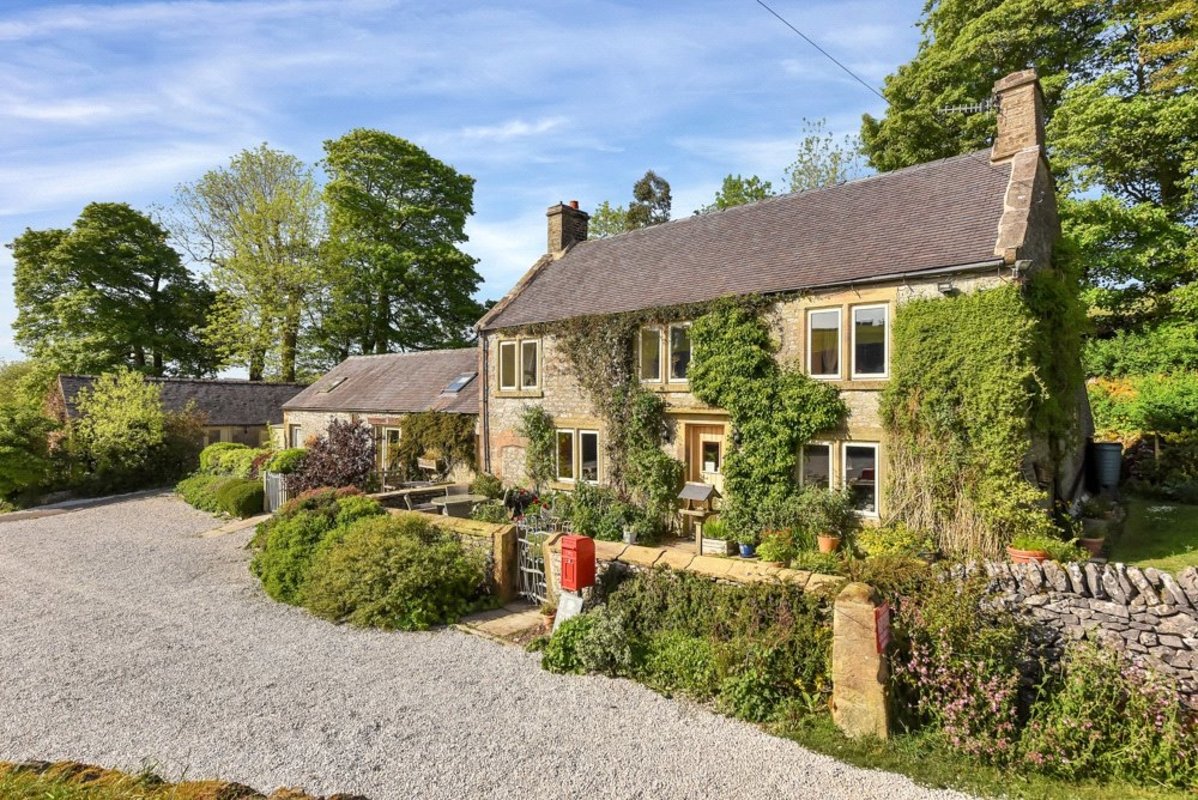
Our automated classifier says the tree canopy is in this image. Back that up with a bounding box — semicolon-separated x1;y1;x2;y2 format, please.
318;129;485;358
698;174;776;214
588;170;674;238
173;144;325;382
10;203;214;377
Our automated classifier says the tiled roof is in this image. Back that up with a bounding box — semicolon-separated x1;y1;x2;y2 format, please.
282;349;479;415
480;151;1012;331
58;376;306;426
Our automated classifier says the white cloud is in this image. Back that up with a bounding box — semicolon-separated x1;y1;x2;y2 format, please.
459;116;569;142
465;210;545;302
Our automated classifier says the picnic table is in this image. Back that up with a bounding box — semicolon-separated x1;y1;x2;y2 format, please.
429;493;490;517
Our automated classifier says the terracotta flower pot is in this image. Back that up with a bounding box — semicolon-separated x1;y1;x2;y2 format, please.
1079;537;1105;557
1008;546;1050;564
817;535;841;554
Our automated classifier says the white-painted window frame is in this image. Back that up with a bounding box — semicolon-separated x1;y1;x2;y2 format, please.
842;441;880;518
806;307;842;380
520;339;541;390
638;326;663;383
498;340;518;391
668;323;692;383
555;429;576;483
578;429;601;485
800;440;834;489
850;303;889;380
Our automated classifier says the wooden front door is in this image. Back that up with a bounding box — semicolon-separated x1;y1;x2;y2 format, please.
687;424;726;495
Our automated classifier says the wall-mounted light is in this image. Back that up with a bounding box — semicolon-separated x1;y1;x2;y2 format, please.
937;279;955;295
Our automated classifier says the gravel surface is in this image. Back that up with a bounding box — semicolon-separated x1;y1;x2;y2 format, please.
0;494;974;800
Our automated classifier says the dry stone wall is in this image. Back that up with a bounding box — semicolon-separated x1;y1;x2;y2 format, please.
983;560;1198;701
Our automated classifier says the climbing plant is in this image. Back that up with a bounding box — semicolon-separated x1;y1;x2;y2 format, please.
688;299;848;541
517;405;556;490
396;411;476;481
880;269;1083;557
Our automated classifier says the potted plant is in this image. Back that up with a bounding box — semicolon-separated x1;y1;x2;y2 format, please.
539;601;556;631
737;531;758;559
699;517;736;556
1008;533;1052;563
796;486;858;554
757;528;795;566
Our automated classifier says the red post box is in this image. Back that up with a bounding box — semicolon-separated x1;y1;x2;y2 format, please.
560;534;595;592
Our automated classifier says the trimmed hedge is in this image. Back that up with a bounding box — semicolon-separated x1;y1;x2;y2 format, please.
176;474;232;513
214;478;264;518
199;442;248;473
267;447;307;474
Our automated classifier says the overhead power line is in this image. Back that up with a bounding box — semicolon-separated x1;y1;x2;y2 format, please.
754;0;888;105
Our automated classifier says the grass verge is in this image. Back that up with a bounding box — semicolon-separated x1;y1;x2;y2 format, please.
773;717;1193;800
1109;496;1198;573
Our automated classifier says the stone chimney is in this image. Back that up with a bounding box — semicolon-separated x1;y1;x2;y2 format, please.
546;200;589;255
991;69;1046;163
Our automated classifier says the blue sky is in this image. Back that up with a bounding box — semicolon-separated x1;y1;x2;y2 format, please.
0;0;923;363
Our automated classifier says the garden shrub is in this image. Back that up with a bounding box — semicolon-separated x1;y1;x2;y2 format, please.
892;573;1029;763
287;419;376;494
470;500;510;524
541;614;595;674
470;472;504;499
394;411;477;482
641;631;718;699
855;522;933;558
303;514;486;630
266;447;307;475
176;473;232;513
214;446;271;479
1020;642;1198;788
551;567;832;723
199;442;248;473
249;489;384;604
213;477;264;518
790;550;843;575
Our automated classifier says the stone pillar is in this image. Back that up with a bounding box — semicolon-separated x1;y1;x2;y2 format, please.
831;582;891;739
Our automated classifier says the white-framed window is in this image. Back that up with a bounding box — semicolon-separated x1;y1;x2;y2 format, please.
556;430;575;482
807;308;841;379
639;327;662;382
801;442;833;488
521;340;540;389
499;341;518;391
498;338;540;391
556;428;601;484
669;324;691;382
851;304;888;379
843;442;879;516
579;430;600;483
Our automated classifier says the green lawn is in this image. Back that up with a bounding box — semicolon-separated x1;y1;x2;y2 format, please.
1109;496;1198;574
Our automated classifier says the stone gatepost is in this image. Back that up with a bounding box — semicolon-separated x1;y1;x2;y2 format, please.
831;582;891;739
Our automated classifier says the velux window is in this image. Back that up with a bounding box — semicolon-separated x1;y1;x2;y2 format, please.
807;309;840;378
499;339;539;391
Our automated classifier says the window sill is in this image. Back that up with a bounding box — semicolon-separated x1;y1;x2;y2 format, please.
644;381;691;393
548;480;600;492
826;379;888;391
494;389;544;399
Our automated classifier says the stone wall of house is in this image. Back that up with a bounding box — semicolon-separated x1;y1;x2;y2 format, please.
282;410;355;447
983;560;1198;702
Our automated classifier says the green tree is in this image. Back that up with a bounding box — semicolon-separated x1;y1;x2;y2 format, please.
860;0;1197;436
72;371;166;489
588;200;631;239
9;204;214;377
626;170;672;229
786;118;867;192
319;129;484;358
698;174;776;214
173;145;324;382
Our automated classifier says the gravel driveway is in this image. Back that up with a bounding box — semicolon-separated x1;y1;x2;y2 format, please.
0;494;972;799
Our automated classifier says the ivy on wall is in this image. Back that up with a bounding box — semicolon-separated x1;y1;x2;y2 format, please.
554;313;684;526
879;263;1084;557
517;405;556;490
396;411;476;481
688;299;848;540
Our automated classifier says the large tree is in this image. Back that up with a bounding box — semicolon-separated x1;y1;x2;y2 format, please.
588;170;674;238
173;145;324;382
697;174;776;214
318;129;484;358
10;203;213;376
786;118;867;193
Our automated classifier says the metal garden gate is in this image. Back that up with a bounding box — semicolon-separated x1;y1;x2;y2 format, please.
516;520;549;605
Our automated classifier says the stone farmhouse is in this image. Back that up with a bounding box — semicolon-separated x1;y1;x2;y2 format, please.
474;69;1090;522
282;348;478;478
